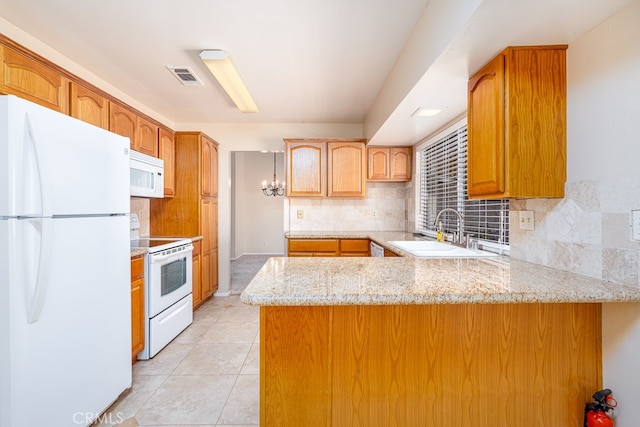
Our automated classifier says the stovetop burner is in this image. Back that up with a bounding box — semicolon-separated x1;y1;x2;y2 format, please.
130;214;191;254
131;237;192;254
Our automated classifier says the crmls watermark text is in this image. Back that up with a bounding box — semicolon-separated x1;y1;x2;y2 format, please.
73;411;125;425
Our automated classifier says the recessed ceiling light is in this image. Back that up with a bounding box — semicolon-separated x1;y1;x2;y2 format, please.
411;108;441;117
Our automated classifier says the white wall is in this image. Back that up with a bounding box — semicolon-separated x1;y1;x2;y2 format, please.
232;152;285;258
508;2;640;424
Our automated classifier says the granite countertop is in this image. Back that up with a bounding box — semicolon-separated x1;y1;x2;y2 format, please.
130;248;147;258
241;231;640;306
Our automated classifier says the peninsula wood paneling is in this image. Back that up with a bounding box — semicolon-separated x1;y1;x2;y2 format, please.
261;303;601;426
261;306;331;426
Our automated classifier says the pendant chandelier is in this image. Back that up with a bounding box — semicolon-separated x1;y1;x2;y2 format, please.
262;152;285;197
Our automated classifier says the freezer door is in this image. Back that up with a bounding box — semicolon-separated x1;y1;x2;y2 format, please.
0;95;130;217
0;215;131;427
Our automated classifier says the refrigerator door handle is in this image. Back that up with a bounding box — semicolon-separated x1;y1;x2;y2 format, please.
24;217;53;324
23;114;51;218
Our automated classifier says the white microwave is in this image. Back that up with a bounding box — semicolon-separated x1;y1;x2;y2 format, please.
130;149;164;198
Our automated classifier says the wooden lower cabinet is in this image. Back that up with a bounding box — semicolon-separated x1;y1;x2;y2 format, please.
288;239;339;257
288;238;370;257
191;240;202;307
383;248;398;257
261;303;601;426
339;239;369;256
130;256;145;363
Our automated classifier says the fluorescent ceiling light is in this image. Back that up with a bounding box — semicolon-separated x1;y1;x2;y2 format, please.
199;50;258;113
411;107;441;117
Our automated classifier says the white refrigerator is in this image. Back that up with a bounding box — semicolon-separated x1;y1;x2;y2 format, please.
0;95;132;427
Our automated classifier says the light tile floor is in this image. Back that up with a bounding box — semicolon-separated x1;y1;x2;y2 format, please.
98;295;260;427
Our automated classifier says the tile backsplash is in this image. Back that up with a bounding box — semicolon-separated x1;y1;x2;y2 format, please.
130;197;150;237
509;175;640;288
288;182;410;231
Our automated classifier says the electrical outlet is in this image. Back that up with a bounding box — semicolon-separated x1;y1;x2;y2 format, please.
519;210;534;230
297;209;304;219
138;210;144;221
372;210;377;219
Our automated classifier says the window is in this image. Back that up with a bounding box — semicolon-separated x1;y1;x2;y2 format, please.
416;120;509;248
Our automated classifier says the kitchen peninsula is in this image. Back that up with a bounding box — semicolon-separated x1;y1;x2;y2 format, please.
241;237;640;426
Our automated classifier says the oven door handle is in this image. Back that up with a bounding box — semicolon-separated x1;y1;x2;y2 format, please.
150;246;193;263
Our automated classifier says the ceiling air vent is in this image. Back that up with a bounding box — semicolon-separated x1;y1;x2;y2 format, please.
166;66;203;86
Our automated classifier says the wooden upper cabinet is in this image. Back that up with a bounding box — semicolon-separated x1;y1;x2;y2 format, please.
327;141;366;198
285;138;366;198
110;102;159;157
158;127;175;198
109;102;137;147
367;146;412;181
368;147;389;180
467;45;567;199
135;115;159;157
286;140;326;197
69;82;109;129
201;135;217;197
0;44;68;113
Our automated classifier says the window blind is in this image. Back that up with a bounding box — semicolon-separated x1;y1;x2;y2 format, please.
416;125;509;245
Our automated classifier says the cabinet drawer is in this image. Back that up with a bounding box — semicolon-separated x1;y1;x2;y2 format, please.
340;239;369;253
288;239;339;253
131;256;144;278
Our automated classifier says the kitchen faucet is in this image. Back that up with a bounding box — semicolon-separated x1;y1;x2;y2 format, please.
433;208;466;247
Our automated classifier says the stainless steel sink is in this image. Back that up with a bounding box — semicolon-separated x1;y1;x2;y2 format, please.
388;240;497;258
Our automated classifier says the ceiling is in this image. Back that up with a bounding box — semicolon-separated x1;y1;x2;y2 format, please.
0;0;633;146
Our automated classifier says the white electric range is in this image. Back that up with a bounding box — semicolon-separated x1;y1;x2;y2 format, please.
130;214;193;359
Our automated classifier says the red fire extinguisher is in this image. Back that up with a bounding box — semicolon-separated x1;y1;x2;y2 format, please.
584;388;617;427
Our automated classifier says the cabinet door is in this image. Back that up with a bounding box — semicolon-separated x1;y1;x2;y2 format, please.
467;53;505;197
130;257;145;360
200;198;215;300
136;116;159;157
192;241;202;309
0;45;68;113
69;82;109;129
367;147;389;180
109;102;137;148
339;239;370;257
286;141;326;197
389;147;412;181
327;141;366;198
158;127;175;197
288;239;339;256
201;136;216;197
